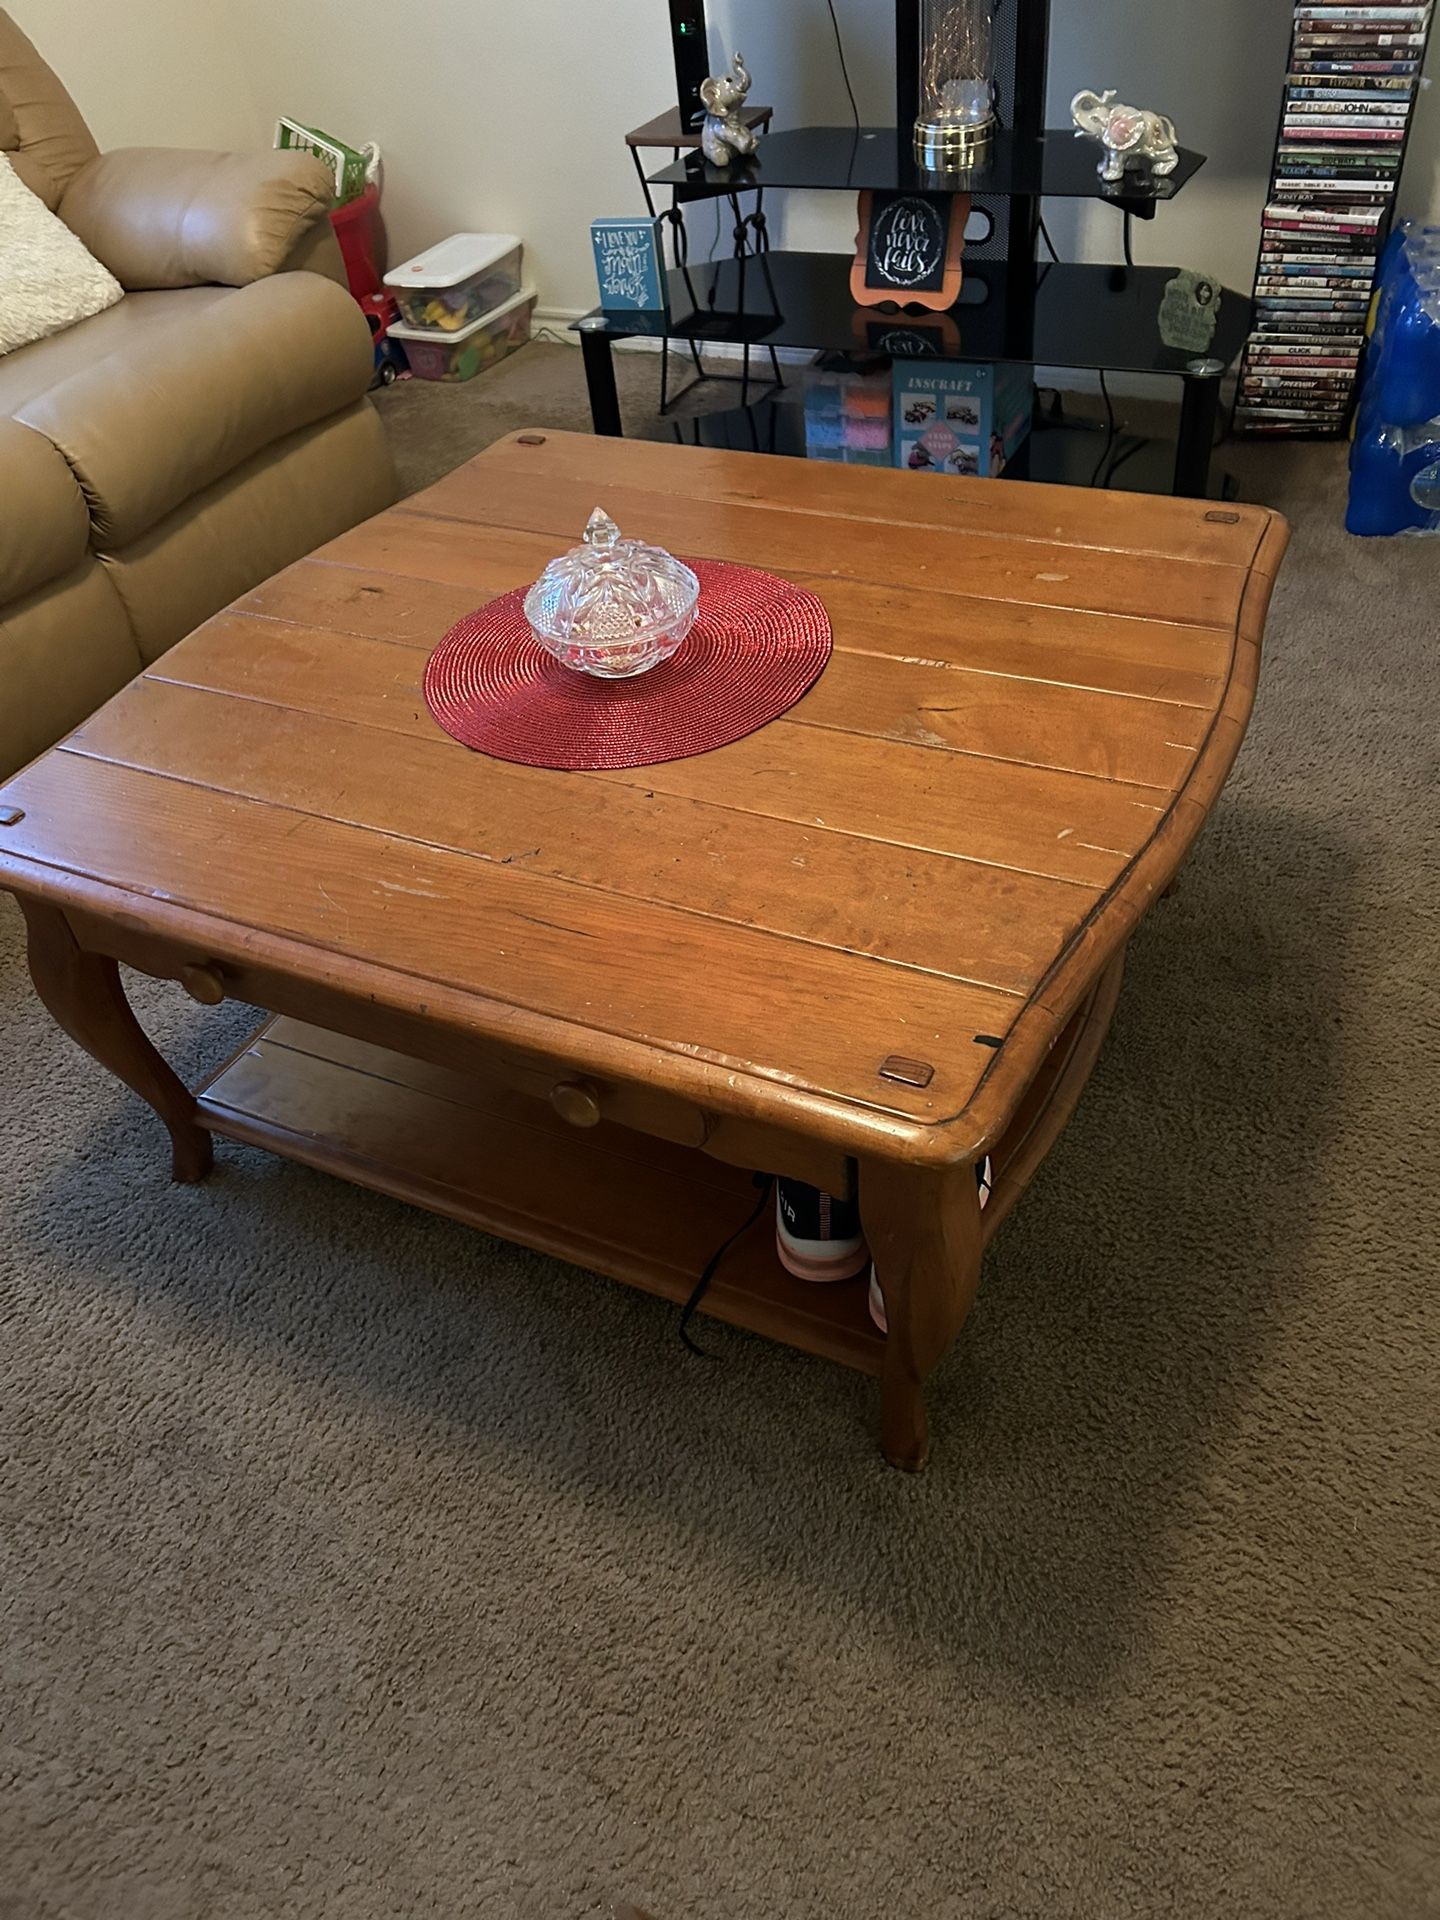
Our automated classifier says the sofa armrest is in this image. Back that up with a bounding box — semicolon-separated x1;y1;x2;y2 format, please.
0;419;90;602
277;212;350;285
58;147;334;290
14;274;377;551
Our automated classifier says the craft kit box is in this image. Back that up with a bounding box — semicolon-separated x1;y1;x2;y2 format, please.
893;360;1034;477
803;364;893;466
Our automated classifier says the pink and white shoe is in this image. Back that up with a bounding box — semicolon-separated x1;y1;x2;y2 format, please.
775;1178;869;1282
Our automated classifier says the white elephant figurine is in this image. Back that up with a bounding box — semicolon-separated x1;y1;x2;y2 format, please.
700;53;757;169
1071;88;1179;186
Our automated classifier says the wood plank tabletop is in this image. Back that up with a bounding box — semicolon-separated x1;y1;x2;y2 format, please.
0;433;1288;1162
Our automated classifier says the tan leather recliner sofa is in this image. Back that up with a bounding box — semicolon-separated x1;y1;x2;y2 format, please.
0;10;398;777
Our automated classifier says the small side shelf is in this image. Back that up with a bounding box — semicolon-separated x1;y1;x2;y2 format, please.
591;4;1223;496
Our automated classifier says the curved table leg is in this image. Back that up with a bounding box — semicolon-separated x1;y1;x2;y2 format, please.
861;1159;984;1472
22;899;213;1184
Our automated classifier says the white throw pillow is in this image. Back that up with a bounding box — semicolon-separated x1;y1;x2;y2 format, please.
0;153;123;356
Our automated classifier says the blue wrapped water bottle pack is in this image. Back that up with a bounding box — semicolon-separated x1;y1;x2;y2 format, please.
1348;223;1440;538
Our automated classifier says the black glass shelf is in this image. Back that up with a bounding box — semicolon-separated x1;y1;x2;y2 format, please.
580;253;1250;382
656;399;1237;500
656;398;1237;499
647;126;1205;215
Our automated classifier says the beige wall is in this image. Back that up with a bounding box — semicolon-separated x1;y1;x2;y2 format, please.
11;0;1438;313
1400;31;1440;226
233;0;669;310
8;0;262;151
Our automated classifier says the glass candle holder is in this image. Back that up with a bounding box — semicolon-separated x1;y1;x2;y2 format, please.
915;0;996;169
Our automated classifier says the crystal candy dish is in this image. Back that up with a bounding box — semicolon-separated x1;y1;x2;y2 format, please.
523;507;700;678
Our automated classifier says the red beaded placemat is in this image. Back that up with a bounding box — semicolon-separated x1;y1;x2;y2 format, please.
422;558;831;771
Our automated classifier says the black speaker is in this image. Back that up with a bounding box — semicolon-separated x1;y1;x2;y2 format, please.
669;0;709;132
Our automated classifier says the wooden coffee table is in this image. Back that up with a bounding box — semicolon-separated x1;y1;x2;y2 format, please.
0;434;1288;1468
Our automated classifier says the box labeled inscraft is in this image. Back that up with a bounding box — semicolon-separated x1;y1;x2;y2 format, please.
893;361;1033;477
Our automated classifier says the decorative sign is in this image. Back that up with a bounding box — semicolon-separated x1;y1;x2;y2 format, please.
851;190;969;311
1158;268;1221;353
591;217;667;314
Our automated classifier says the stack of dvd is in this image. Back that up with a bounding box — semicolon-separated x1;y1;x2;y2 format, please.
1234;0;1435;436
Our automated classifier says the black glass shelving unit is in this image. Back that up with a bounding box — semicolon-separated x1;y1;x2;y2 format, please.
652;391;1239;502
577;0;1249;497
646;124;1208;211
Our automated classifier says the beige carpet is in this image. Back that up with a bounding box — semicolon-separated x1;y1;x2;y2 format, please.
2;345;1437;1919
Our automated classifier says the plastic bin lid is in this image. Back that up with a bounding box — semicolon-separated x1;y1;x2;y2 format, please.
385;232;522;289
387;284;536;345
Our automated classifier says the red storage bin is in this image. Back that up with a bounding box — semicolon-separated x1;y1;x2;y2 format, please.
329;181;385;300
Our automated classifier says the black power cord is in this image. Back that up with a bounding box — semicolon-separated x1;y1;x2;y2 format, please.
1103;436;1147;487
1123;210;1135;267
678;1173;775;1356
824;0;860;135
1090;368;1118;485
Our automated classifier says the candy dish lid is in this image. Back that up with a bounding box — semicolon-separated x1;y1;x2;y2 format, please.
523;507;699;645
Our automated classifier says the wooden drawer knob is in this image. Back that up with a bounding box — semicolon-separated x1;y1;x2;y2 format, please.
180;962;226;1006
550;1078;602;1127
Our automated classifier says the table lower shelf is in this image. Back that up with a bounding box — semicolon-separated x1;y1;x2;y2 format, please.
195;1016;887;1373
191;952;1125;1386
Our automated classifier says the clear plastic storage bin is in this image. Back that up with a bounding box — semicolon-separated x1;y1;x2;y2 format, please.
388;286;536;382
384;233;523;334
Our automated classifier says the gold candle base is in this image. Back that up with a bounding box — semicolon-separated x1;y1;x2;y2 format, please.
913;115;996;170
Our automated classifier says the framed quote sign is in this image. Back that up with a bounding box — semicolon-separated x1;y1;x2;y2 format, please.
850;191;969;311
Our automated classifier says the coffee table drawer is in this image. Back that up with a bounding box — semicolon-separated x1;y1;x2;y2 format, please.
63;911;852;1189
474;1049;712;1149
65;913;706;1140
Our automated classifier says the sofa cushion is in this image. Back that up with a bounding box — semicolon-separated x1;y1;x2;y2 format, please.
101;400;396;665
0;417;88;599
13;273;375;548
0;154;122;355
0;284;227;414
0;9;98;210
